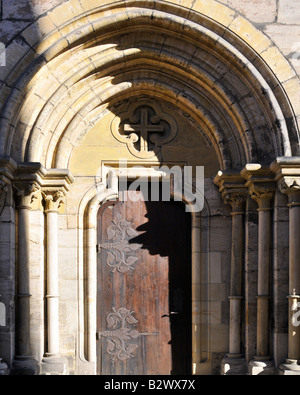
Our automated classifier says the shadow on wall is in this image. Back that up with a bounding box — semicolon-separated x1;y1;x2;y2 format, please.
0;0;63;112
0;0;65;372
129;187;192;375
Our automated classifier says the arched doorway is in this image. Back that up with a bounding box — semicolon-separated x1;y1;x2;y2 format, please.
96;187;192;375
0;0;299;376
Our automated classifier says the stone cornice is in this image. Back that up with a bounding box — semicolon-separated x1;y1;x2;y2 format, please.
0;159;73;190
14;163;74;190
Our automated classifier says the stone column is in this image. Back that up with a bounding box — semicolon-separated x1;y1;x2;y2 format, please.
41;189;68;374
244;167;276;374
224;193;246;369
191;212;201;374
13;182;40;374
0;177;9;375
277;179;300;372
280;187;300;373
214;172;247;375
271;158;300;374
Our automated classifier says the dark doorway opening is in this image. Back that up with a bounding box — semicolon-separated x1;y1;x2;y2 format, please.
97;182;192;375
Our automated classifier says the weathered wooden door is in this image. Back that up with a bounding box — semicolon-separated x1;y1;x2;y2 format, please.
96;189;191;375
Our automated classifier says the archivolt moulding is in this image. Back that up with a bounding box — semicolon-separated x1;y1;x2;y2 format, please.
0;0;298;170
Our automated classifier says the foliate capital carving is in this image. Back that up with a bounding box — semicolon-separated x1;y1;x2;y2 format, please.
241;164;275;210
223;191;247;213
248;183;275;210
270;157;300;202
214;171;247;213
13;181;41;210
0;177;9;193
42;188;66;212
0;177;10;213
278;177;300;195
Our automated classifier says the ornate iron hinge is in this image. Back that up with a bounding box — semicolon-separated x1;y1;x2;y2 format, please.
97;220;141;273
96;307;158;362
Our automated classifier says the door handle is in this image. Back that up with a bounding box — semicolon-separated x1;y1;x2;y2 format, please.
161;312;180;318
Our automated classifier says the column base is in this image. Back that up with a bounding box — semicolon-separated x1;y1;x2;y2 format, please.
248;356;276;375
279;359;300;375
41;354;68;375
0;358;9;375
12;356;39;375
220;354;248;375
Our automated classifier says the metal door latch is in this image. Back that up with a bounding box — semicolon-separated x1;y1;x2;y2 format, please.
161;312;179;318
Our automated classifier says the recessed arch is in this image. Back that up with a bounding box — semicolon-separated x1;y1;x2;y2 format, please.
1;0;299;376
0;0;298;171
78;167;210;370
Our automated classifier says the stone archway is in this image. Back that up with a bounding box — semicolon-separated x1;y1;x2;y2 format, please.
0;0;299;375
0;0;299;167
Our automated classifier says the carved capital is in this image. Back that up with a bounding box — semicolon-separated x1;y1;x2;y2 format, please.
278;177;300;195
0;177;10;214
0;178;9;193
0;158;17;209
270;157;300;204
13;181;41;210
42;188;66;212
241;164;275;210
248;184;275;210
223;192;246;213
214;171;247;213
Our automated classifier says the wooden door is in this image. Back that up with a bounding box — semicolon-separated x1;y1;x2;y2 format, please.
96;189;191;375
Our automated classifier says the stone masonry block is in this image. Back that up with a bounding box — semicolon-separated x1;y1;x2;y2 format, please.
190;0;236;27
225;0;277;23
278;0;300;24
0;21;30;45
47;0;85;28
264;24;300;57
260;45;296;83
21;17;57;48
3;0;33;20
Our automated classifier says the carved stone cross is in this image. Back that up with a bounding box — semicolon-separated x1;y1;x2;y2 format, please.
123;108;165;152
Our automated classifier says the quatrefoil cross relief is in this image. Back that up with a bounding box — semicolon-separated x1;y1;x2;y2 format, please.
111;101;178;159
123;107;165;153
